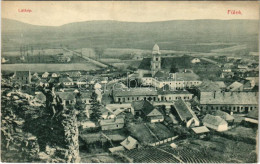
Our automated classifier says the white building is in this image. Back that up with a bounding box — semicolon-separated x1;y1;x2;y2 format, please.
202;114;228;132
191;58;200;64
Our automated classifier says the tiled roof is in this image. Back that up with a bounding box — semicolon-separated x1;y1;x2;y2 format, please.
198;81;226;92
156;72;200;81
131;100;154;112
113;87;157;97
228;81;243;91
202;114;227;126
158;85;192;95
247;109;258;120
154;71;169;78
173;99;193;121
120;136;138;150
214;110;234;121
200;91;258;105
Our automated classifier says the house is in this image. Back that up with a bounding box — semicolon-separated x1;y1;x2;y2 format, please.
80;92;92;105
120;136;139;150
42;72;49;78
38;79;49;87
59;77;74;87
197;81;226;94
113;87;158;103
100;118;124;130
113;85;193;103
172;99;200;128
51;73;59;78
199;91;258;113
131;100;164;122
106;104;134;115
158;85;193;101
227;81;243;91
56;92;76;106
13;71;32;84
66;71;81;80
109;146;125;153
213;110;234;122
100;77;108;84
245;109;258;124
80;121;96;129
100;107;115;120
94;83;102;89
202;114;228;131
191;58;200;64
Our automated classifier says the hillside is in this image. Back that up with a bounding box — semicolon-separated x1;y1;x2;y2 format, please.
2;18;259;52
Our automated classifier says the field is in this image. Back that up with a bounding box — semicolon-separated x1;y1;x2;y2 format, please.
146;123;175;140
222;126;257;142
124;147;180;163
187;135;257;163
80;152;123;163
127;123;158;144
1;63;101;72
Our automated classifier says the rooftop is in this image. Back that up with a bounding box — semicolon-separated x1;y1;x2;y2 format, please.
198;81;226;92
120;136;138;150
202;114;227;126
113;87;157;97
228;81;243;91
214;110;234;121
200;91;258;105
131;100;154;112
173;99;193;121
192;126;210;134
247;109;258;120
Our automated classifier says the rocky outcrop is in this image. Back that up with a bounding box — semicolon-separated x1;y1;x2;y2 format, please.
1;89;80;162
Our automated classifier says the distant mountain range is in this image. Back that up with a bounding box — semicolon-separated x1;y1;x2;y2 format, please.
2;18;259;51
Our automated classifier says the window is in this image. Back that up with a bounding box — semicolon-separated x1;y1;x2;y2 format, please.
116;125;119;127
137;97;139;100
156;58;159;61
128;97;130;101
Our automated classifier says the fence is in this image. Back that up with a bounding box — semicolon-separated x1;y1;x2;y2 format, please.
148;136;178;146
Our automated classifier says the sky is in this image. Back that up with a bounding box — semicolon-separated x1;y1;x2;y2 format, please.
2;1;259;26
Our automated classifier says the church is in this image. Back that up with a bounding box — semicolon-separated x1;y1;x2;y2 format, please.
137;44;202;89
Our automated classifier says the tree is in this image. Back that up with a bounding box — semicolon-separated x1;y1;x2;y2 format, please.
94;47;104;61
89;92;102;121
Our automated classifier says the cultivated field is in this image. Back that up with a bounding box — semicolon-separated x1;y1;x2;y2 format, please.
124;147;180;163
1;63;101;72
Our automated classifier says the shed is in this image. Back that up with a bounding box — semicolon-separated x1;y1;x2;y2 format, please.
120;136;139;150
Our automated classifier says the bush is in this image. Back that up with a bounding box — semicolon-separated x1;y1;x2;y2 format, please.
112;152;133;163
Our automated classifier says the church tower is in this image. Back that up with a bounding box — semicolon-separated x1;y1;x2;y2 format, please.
151;44;161;76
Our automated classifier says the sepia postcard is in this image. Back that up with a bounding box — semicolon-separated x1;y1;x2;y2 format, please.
1;1;259;163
